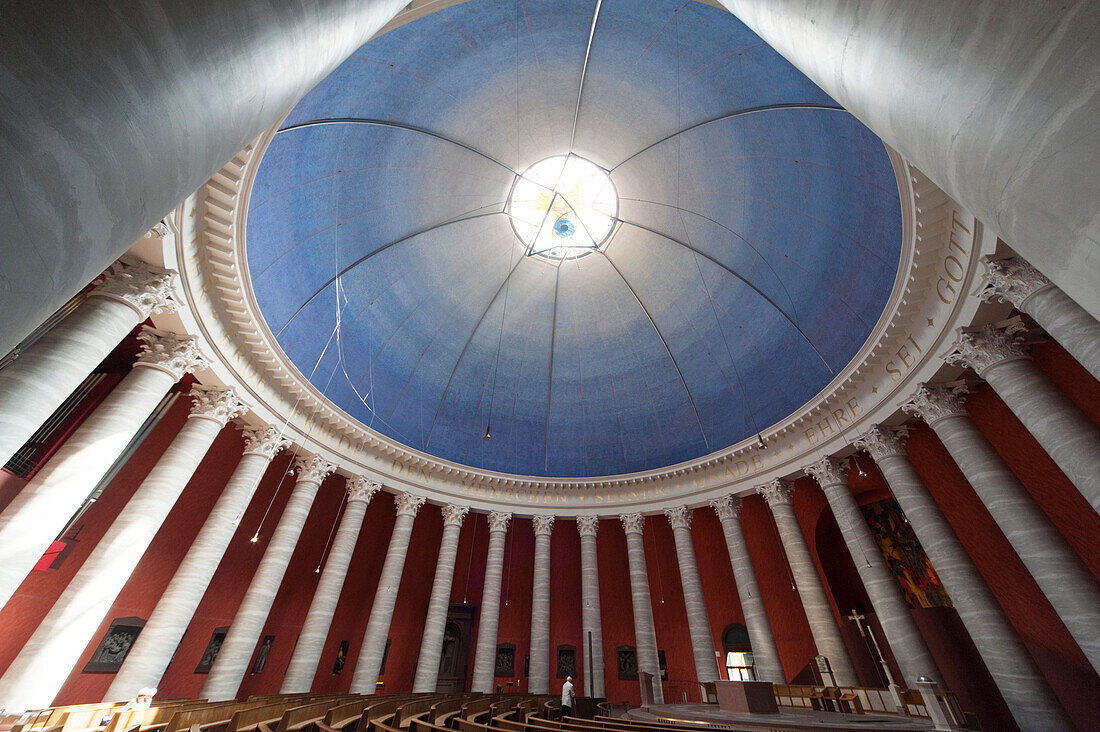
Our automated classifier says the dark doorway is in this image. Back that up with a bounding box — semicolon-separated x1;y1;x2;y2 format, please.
722;623;755;681
437;603;475;692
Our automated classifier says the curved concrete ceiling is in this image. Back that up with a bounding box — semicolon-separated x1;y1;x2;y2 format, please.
244;0;902;478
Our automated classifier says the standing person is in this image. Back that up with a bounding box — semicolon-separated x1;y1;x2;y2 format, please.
562;676;576;717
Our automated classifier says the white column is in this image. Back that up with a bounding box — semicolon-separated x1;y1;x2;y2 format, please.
350;491;425;693
0;385;244;712
855;426;1071;731
757;480;858;686
0;327;208;611
0;260;178;468
106;425;290;701
946;323;1100;513
527;514;554;694
903;384;1100;676
663;506;719;685
201;454;336;701
413;504;469;692
709;496;785;683
805;457;942;687
471;511;511;693
619;513;663;705
978;255;1100;382
281;477;379;692
576;516;605;698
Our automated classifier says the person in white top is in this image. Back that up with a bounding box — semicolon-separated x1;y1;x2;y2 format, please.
561;676;576;717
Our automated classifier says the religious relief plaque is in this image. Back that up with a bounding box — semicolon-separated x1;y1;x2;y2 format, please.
556;645;576;678
332;640;350;675
195;626;229;673
251;634;275;674
495;643;516;676
616;645;637;680
83;616;145;673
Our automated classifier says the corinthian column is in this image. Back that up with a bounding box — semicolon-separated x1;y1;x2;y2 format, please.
576;516;605;697
471;511;511;693
201;454;336;701
350;491;425;693
978;255;1100;382
413;504;469;692
709;496;784;683
281;477;380;692
946;323;1100;513
0;385;245;712
757;480;858;686
528;514;554;694
804;457;941;686
619;513;663;705
0;260;178;468
854;426;1071;731
107;425;291;701
664;506;719;685
0;327;208;611
903;384;1100;676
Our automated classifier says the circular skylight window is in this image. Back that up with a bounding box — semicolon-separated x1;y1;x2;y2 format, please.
507;155;619;261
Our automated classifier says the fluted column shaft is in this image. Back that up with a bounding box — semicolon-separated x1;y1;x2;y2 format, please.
0;262;177;468
758;482;857;686
471;512;510;693
107;427;288;701
281;479;378;692
0;328;206;612
0;386;241;712
857;427;1071;731
710;498;784;683
665;508;718;685
903;387;1100;676
808;460;942;687
413;505;468;693
577;517;605;697
201;456;335;701
528;515;554;694
948;325;1100;513
350;492;424;693
620;515;663;705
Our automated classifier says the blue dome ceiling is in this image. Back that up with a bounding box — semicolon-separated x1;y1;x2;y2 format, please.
245;0;902;478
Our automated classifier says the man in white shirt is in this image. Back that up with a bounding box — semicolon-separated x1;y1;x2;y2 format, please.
561;676;576;717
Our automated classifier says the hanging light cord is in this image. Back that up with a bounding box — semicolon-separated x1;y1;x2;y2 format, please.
314;487;349;573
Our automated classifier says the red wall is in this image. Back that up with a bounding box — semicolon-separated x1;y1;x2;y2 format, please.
0;337;1098;729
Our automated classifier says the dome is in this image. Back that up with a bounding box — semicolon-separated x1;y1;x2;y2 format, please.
244;0;902;478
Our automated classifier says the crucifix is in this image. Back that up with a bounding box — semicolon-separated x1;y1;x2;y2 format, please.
847;608;897;689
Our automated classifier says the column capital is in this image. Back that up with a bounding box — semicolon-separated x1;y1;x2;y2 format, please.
853;425;908;461
945;323;1029;376
977;255;1054;310
92;260;180;318
134;327;210;379
901;383;970;427
664;505;692;530
619;512;645;535
242;426;292;459
532;514;555;536
487;511;512;534
576;515;599;536
395;492;425;517
709;494;742;522
442;504;469;527
294;454;338;484
347;477;381;504
804;456;847;487
756;479;793;507
188;384;248;426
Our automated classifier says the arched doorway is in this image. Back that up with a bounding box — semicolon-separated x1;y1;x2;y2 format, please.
722;624;755;681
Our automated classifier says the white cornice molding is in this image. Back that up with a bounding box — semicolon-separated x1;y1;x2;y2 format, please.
151;123;998;517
